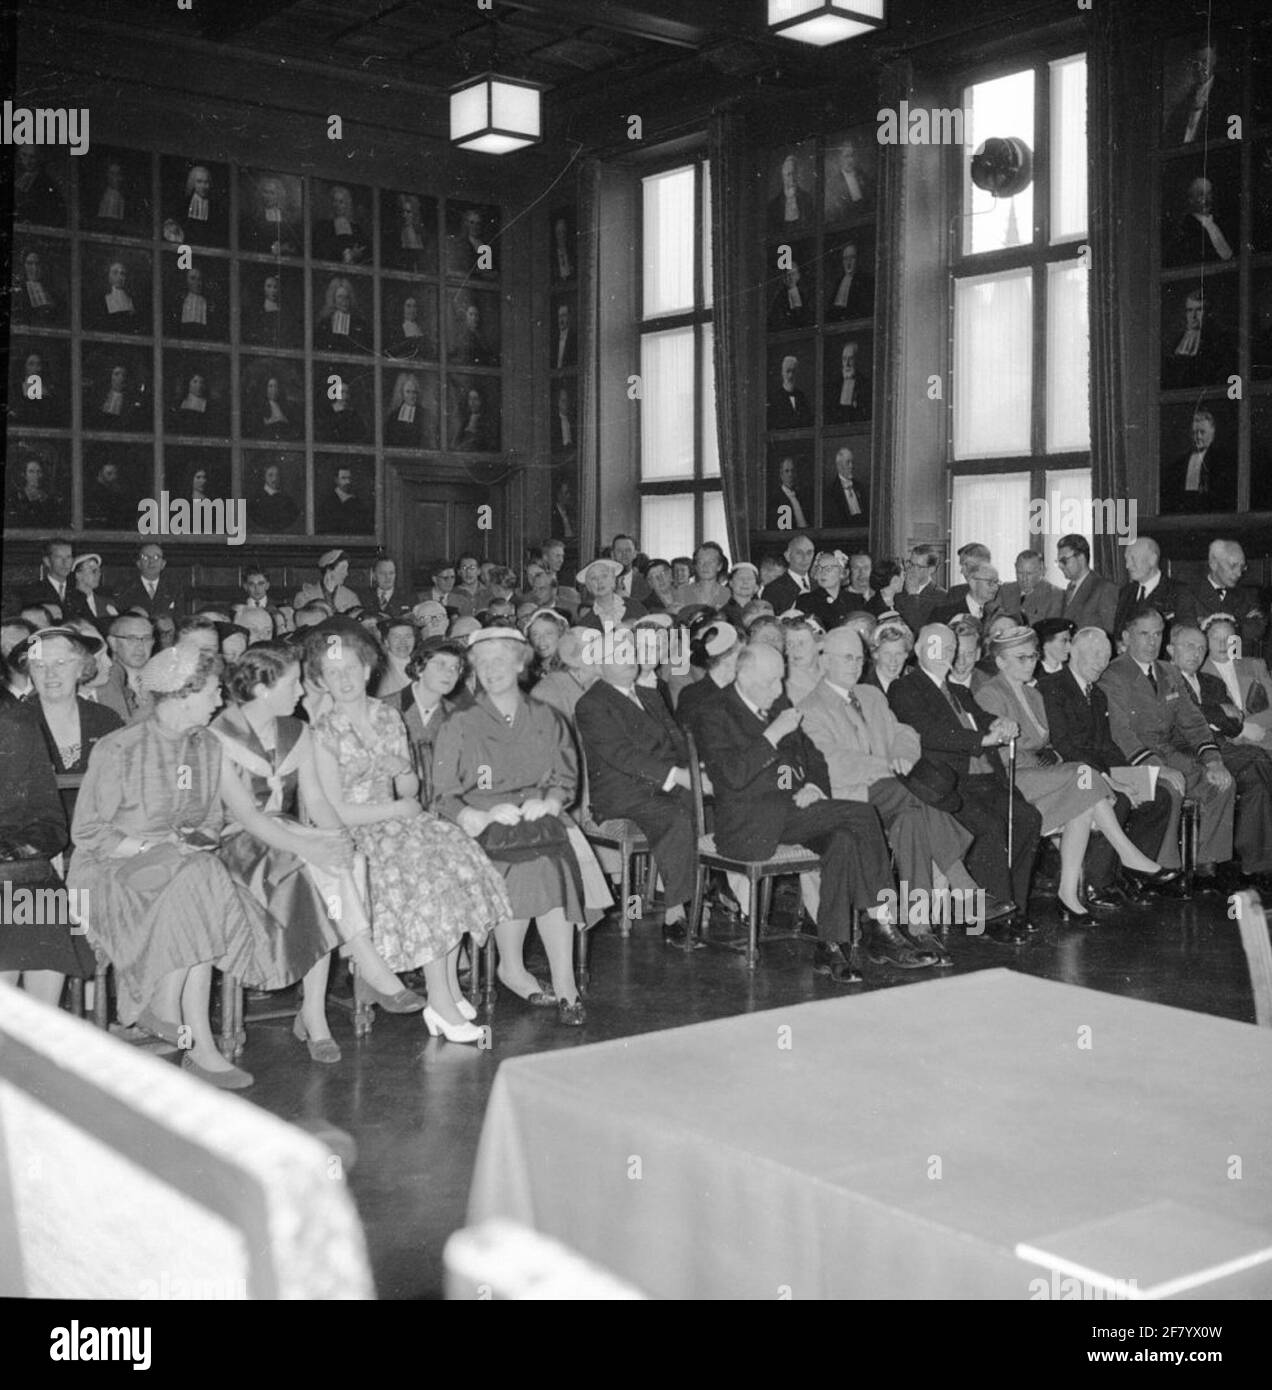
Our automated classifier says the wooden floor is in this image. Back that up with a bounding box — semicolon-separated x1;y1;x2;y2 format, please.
226;887;1259;1300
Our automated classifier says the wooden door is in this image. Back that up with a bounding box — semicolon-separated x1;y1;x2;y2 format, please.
384;463;490;593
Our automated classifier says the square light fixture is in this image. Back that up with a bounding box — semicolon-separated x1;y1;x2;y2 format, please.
767;0;887;46
450;73;544;154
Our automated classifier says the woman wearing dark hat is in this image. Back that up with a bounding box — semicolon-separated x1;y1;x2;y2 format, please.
976;626;1181;922
432;627;589;1025
1033;618;1076;678
291;550;360;614
675;620;741;740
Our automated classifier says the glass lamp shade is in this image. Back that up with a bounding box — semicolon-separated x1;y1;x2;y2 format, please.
450;73;543;154
767;0;886;45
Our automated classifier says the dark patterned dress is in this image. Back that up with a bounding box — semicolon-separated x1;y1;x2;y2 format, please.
212;709;361;966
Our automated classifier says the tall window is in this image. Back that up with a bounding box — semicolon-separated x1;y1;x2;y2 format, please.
638;160;719;559
950;52;1090;577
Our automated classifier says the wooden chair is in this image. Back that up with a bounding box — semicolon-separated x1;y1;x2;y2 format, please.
684;732;823;969
1179;797;1198;892
1230;890;1272;1028
582;816;658;937
474;926;591;1009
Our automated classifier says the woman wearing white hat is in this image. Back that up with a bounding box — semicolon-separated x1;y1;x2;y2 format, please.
797;551;867;631
433;628;589;1025
292;550;360;614
576;557;647;631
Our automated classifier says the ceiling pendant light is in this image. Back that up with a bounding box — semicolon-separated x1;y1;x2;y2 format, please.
767;0;887;47
450;72;544;154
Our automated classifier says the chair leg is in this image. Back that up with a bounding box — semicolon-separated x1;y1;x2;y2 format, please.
1181;799;1197;893
218;973;240;1060
482;935;498;1010
67;976;84;1018
689;865;707;944
575;926;589;995
93;961;110;1029
746;872;761;969
618;842;633;937
758;877;774;937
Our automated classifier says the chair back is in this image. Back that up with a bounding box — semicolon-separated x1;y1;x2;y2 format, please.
684;730;707;842
1232;890;1272;1028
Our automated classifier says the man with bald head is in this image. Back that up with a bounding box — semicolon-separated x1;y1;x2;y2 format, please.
760;533;816;615
1191;538;1267;654
1040;626;1182;908
800;628;1005;952
1112;536;1198;642
887;624;1042;939
695;642;908;980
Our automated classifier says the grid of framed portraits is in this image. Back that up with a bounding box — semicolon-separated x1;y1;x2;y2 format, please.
759;126;877;541
6;145;508;539
1156;25;1272;515
547;200;580;567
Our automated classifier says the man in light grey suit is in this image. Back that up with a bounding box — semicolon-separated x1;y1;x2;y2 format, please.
1056;533;1119;636
799;627;996;924
1200;613;1272;746
999;550;1064;627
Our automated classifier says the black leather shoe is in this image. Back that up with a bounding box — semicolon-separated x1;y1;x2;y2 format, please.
1085;886;1125;912
1057;901;1093;925
1192;873;1225;897
907;930;954;967
986;915;1029;944
557;997;586;1026
663;919;703;949
864;919;934;968
813;941;863;984
1112;875;1154;905
981;895;1017;923
1122;865;1184;891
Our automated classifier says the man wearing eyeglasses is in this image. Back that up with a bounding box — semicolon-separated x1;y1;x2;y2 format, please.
1191;538;1266;654
934;564;1002;627
99;614;155;724
1055;533;1119;636
894;545;947;635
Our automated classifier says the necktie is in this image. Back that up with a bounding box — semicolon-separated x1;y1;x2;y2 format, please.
1137;585;1146;604
1146;665;1158;695
1216;588;1227;604
1064;581;1077;605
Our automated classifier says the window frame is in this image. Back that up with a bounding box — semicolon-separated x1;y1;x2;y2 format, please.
636;152;720;546
946;46;1091;504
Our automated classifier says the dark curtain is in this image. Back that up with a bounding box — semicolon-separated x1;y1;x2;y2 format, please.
577;157;603;564
709;106;760;562
1088;4;1132;580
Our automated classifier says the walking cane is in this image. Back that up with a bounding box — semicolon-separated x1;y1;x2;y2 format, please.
1005;735;1018;870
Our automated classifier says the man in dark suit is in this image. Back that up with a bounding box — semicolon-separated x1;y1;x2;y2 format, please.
313;185;369;265
825;241;874;322
1113;537;1200;641
1163;40;1241;146
894;545;948;635
1164;176;1237;268
824;338;871;425
316;467;372;535
767;455;812;531
1162;286;1236;389
1056;533;1120;636
998;551;1064;627
696;644;925;977
19;537;75;611
1160;406;1237;514
760;534;816;615
552;302;577;370
1100;604;1236;886
611;535;652;605
355;557;410;619
1192;539;1267;654
575;637;697;943
887;624;1041;940
768;153;815;229
943;543;990;610
767;354;812;430
113;543;185;619
934;564;1003;628
823;445;869;528
1169;624;1272;888
1038;627;1182;907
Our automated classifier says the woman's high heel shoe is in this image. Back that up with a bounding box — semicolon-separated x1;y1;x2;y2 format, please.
1121;864;1183;890
456;997;477;1021
1057;895;1092;924
353;973;427;1014
422;1005;484;1044
293;1014;342;1064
